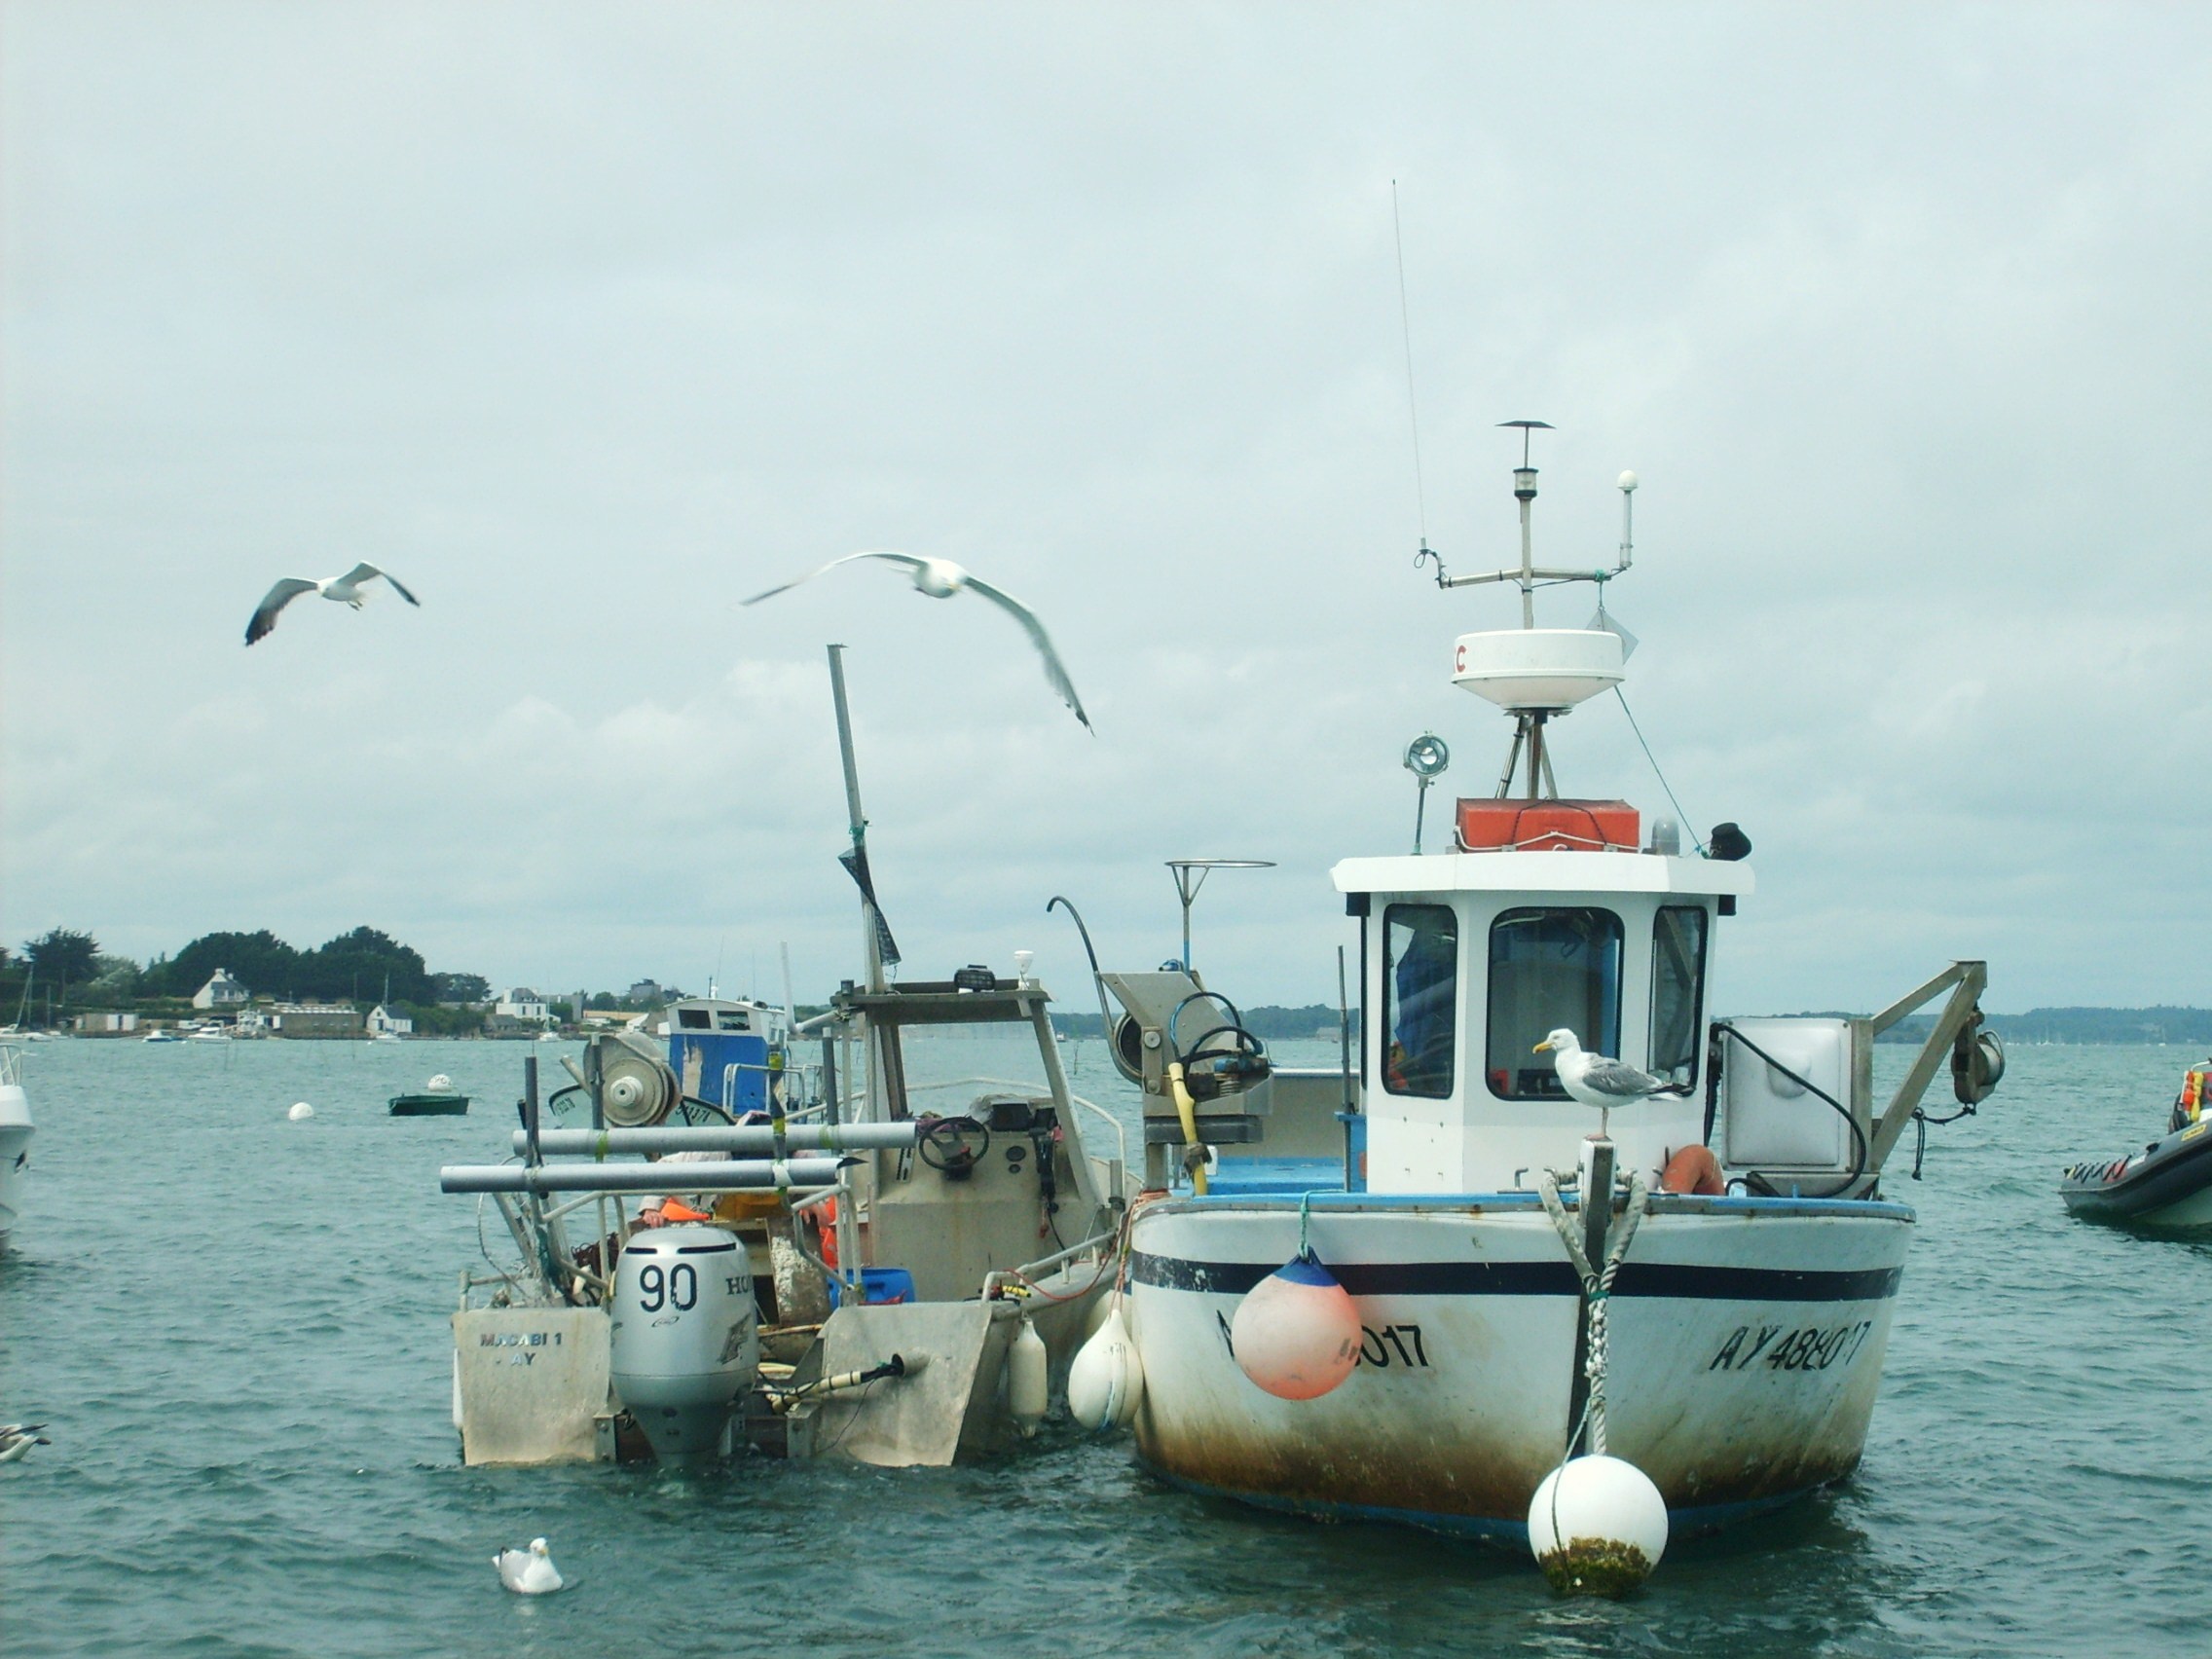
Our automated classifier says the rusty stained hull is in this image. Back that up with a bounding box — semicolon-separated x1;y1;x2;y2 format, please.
1124;1194;1911;1539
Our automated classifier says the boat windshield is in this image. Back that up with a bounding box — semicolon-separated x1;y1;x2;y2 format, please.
1382;903;1458;1098
1487;907;1623;1099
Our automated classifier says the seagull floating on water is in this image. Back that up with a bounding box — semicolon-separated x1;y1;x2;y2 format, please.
742;551;1091;729
0;1423;50;1463
1533;1028;1681;1134
494;1536;563;1595
245;563;420;646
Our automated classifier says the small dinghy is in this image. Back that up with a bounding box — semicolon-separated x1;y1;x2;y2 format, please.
2061;1062;2212;1228
390;1074;469;1117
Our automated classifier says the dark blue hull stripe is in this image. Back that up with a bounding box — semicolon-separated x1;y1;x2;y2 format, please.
1128;1251;1903;1303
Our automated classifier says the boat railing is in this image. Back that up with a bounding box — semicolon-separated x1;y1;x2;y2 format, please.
0;1046;20;1088
979;1225;1123;1302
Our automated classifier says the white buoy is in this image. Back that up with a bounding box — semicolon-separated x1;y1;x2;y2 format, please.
494;1536;563;1595
1067;1303;1145;1430
1008;1315;1049;1437
427;1074;454;1091
1229;1249;1362;1401
1527;1455;1669;1597
287;1102;314;1121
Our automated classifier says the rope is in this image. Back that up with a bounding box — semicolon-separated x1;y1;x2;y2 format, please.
1610;686;1705;856
1537;1165;1650;1457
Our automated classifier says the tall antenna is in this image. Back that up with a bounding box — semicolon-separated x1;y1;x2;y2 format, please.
1390;180;1429;550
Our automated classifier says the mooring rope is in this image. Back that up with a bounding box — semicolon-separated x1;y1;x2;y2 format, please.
1537;1165;1650;1456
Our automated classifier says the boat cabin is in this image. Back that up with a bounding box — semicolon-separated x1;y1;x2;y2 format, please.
1338;827;1753;1195
666;996;791;1116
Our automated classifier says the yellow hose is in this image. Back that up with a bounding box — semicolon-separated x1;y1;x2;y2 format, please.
1167;1060;1208;1196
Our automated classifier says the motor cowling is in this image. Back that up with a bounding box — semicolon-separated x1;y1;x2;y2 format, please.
609;1223;758;1465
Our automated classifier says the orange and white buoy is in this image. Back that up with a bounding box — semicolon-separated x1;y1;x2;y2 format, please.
1229;1249;1362;1401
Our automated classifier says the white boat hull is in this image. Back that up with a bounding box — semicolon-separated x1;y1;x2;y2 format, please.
0;1082;32;1239
1124;1193;1911;1538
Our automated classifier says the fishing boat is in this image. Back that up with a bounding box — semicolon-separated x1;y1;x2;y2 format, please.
2060;1061;2212;1228
1073;430;2006;1587
435;646;1124;1472
390;1075;470;1116
0;1044;31;1241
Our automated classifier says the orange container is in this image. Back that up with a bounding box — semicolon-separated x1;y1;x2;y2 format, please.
1456;798;1641;853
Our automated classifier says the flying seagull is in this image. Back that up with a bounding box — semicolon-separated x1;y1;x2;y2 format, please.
494;1537;563;1595
244;563;420;645
742;551;1091;729
0;1423;50;1463
1533;1027;1681;1134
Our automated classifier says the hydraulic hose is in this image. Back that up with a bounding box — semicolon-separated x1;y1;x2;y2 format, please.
1166;1059;1208;1197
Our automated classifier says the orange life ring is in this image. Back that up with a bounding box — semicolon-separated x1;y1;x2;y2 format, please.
1659;1145;1725;1196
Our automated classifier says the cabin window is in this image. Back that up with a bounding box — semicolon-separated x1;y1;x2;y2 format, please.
1487;907;1624;1099
1649;905;1708;1087
1382;903;1457;1097
677;1008;711;1029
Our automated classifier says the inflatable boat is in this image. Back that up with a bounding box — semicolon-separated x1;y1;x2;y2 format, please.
2061;1065;2212;1228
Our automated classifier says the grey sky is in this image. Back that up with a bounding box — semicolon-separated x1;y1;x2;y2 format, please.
5;3;2208;1016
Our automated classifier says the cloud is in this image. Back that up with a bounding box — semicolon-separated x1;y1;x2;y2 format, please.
7;4;2212;1018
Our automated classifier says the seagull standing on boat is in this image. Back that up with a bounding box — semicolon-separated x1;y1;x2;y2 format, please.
1533;1027;1679;1134
244;564;420;645
494;1537;563;1595
741;551;1091;729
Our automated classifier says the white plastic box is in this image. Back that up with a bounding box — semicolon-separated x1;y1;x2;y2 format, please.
1720;1016;1859;1171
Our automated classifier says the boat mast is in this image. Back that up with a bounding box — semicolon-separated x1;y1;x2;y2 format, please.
827;644;884;997
1426;423;1637;804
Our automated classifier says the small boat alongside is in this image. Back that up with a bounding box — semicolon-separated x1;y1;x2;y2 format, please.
0;1045;31;1241
391;1075;470;1116
434;647;1124;1474
2060;1062;2212;1229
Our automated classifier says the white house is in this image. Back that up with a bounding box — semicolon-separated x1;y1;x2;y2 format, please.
192;970;249;1010
495;988;550;1024
367;1005;414;1037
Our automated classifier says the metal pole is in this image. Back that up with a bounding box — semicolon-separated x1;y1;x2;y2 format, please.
440;1159;846;1196
827;645;884;996
1519;497;1534;628
515;1123;918;1157
522;1054;541;1166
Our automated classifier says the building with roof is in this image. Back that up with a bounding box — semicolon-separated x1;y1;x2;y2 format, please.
192;970;249;1010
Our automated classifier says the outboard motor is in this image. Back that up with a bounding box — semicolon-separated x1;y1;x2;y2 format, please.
609;1223;758;1465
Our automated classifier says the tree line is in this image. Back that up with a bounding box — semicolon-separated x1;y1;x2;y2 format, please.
0;927;489;1013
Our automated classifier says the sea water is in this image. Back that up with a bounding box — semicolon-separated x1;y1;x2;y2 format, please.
3;1035;2209;1657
